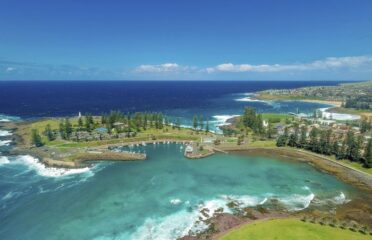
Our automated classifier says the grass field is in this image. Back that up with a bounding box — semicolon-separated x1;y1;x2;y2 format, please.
220;219;371;240
261;113;289;122
331;158;372;175
248;140;276;147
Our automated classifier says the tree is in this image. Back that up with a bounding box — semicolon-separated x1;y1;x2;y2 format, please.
193;115;198;130
333;140;340;158
176;118;181;130
319;130;327;154
364;139;372;168
44;124;55;141
158;113;164;129
242;107;257;131
276;135;287;147
78;117;83;130
143;113;148;130
266;121;274;139
299;126;307;148
309;127;318;152
31;129;43;147
345;130;358;161
205;118;209;133
64;118;73;139
287;133;297;147
256;114;264;134
59;120;65;139
360;119;370;133
84;114;94;131
199;115;204;131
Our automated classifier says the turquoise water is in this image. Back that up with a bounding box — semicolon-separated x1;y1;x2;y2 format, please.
0;143;356;240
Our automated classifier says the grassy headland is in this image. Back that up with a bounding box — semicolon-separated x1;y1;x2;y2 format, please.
220;218;371;240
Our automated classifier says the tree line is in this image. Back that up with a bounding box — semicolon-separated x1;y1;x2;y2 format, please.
30;110;211;145
277;126;372;168
342;96;371;110
192;115;209;133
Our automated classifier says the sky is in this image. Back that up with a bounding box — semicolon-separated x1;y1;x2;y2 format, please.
1;0;372;80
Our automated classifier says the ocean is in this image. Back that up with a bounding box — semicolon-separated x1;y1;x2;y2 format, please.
0;80;340;131
0;80;358;239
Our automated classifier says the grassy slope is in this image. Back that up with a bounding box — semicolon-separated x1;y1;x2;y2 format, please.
220;219;371;240
261;113;289;121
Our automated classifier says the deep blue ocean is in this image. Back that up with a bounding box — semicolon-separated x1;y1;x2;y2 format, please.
0;81;359;240
0;80;343;131
0;80;343;117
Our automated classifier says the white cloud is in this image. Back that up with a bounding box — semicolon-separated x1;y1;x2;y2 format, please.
206;56;372;73
135;63;188;73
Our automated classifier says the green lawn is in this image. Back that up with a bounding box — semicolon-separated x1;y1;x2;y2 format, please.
261;113;289;121
332;158;372;175
249;140;276;147
220;219;371;240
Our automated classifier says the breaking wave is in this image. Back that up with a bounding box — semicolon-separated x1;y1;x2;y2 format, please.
2;155;93;178
279;193;315;211
170;198;182;205
0;156;10;165
0;130;12;137
130;191;319;239
212;115;239;127
0;140;12;146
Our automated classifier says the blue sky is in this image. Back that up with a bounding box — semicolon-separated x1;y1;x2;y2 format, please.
1;0;372;80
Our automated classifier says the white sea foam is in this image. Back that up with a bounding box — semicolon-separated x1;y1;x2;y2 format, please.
0;130;12;137
333;192;349;204
10;155;92;178
132;197;230;240
221;194;264;208
1;191;22;201
130;209;204;240
199;198;232;218
0;140;12;146
0;156;10;165
0;118;10;122
131;191;318;240
235;96;263;102
279;193;315;211
319;107;360;121
212;115;239;127
170;198;182;205
234;93;270;103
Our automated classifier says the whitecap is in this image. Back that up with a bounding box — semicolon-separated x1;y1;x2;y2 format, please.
333;192;349;204
0;130;11;137
221;194;264;208
279;193;315;211
235;97;263;102
130;209;206;240
170;198;182;205
0;118;10;122
0;156;10;165
212;115;240;127
0;140;12;146
130;191;318;240
199;198;232;219
1;191;22;201
11;155;92;178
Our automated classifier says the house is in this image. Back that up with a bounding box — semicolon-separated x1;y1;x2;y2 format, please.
276;125;285;135
185;145;193;154
262;120;269;128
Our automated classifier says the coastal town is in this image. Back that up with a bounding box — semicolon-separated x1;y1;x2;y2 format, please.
1;84;372;239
